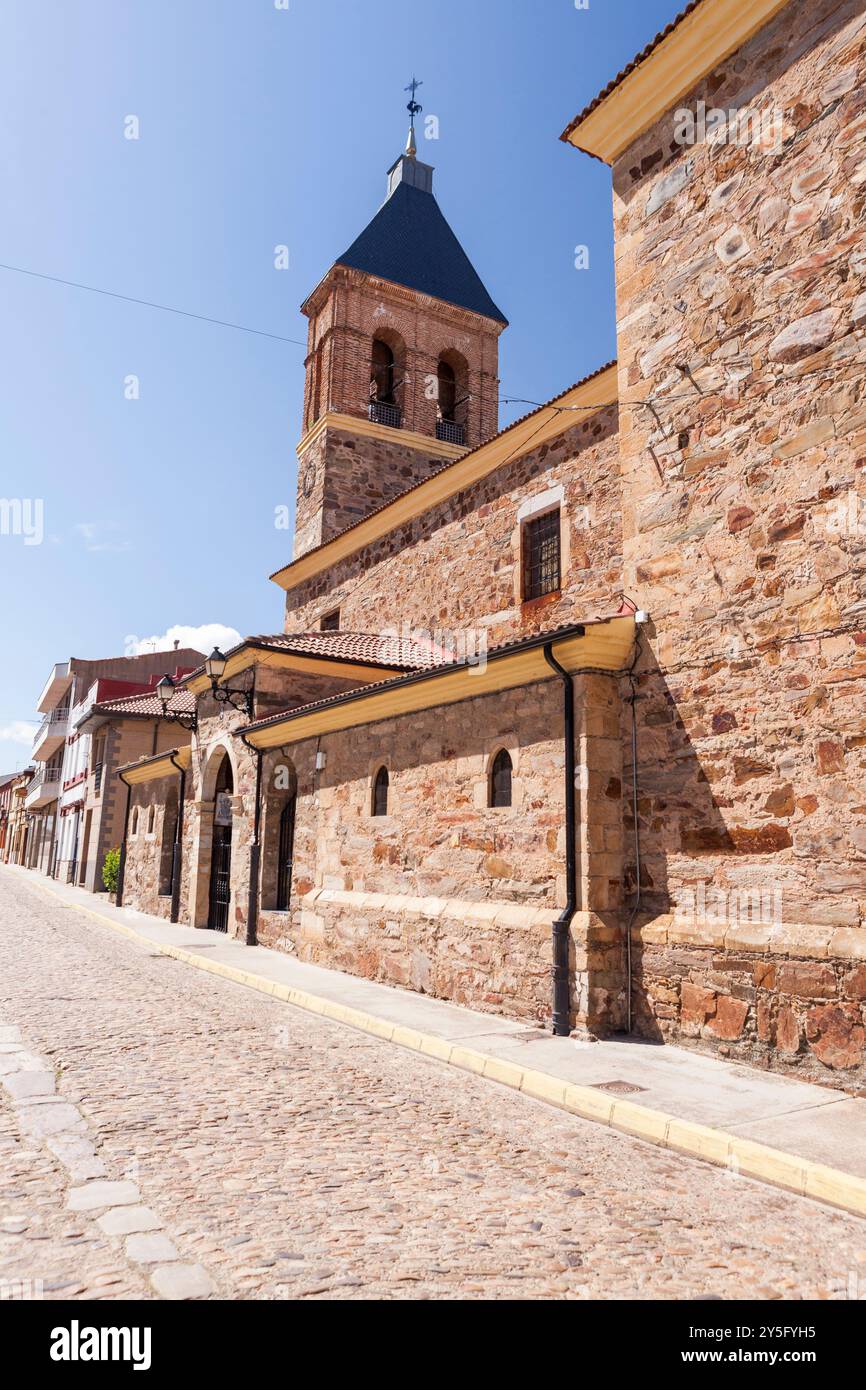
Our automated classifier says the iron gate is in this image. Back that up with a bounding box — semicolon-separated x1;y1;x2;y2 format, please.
208;823;232;932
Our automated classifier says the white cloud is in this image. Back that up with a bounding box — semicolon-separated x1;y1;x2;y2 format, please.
123;623;242;658
75;521;130;553
0;720;36;745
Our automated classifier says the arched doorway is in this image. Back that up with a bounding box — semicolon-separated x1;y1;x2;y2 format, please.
208;754;233;932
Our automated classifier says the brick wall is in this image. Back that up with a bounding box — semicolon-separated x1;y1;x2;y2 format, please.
294;266;503;557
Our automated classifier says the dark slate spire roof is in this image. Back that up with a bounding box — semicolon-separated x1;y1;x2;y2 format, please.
335;153;507;326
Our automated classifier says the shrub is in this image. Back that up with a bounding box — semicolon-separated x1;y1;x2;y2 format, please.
102;847;121;895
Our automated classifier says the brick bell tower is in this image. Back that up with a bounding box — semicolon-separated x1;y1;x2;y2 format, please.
293;101;507;559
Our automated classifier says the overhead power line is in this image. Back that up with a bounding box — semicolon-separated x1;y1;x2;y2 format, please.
0;261;307;347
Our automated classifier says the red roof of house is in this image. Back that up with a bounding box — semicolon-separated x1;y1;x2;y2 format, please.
93;688;197;718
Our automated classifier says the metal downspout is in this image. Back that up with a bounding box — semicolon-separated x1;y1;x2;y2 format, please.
543;642;576;1038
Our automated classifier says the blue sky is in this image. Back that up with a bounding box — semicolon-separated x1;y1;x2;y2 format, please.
0;0;683;767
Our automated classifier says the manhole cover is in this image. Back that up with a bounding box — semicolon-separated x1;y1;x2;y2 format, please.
590;1080;647;1095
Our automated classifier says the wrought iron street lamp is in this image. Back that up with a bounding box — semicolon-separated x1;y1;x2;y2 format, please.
203;648;254;717
155;675;198;732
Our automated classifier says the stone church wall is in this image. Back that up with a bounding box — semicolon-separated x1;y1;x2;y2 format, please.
610;0;866;1086
257;673;626;1032
285;409;622;649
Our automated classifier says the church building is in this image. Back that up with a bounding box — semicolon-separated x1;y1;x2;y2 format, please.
117;0;866;1093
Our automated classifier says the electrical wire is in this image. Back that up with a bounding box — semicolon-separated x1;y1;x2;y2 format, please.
0;261;308;347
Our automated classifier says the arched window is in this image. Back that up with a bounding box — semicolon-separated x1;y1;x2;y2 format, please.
490;749;513;808
370;339;395;404
437;360;456;421
147;805;155;836
130;807;139;837
372;766;389;817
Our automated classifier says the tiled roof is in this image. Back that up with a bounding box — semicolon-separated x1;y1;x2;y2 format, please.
184;632;455;684
337;179;507;325
239;614;627;736
245;632;454;670
94;688;197;718
560;0;704;145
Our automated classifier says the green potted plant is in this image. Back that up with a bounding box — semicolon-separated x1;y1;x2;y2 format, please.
102;846;121;902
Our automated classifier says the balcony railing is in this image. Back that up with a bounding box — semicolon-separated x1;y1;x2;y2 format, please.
34;707;68;741
24;765;62;808
32;707;69;760
436;419;465;446
368;400;401;429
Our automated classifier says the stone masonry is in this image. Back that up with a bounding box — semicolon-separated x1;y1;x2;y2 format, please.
609;0;866;1084
285;409;622;649
295;266;503;557
117;1;866;1092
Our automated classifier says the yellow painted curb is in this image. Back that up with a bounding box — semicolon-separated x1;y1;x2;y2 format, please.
13;868;866;1223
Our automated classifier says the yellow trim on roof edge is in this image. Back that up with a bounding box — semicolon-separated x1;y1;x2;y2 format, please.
296;410;467;463
120;745;191;786
244;617;635;749
563;0;791;163
272;364;618;592
185;647;408;695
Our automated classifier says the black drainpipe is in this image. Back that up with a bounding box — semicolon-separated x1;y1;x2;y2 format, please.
238;735;263;947
168;754;186;925
543;642;577;1038
115;769;132;906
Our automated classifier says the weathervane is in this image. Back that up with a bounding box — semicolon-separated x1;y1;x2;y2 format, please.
405;76;423;130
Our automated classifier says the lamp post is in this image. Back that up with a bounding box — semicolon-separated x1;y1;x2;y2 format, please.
155;675;197;732
202;648;254;717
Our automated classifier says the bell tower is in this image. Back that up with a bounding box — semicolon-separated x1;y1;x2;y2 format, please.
293;89;507;558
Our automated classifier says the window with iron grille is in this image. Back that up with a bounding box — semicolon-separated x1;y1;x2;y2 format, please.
522;509;561;601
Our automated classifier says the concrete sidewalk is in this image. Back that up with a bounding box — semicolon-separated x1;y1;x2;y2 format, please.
6;862;866;1219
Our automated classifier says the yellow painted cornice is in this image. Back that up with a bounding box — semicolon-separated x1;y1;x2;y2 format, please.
185;645;408;696
273;363;618;592
296;410;467;463
119;745;191;786
561;0;792;164
242;617;635;749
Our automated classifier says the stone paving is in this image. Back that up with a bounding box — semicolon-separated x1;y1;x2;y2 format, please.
2;871;866;1300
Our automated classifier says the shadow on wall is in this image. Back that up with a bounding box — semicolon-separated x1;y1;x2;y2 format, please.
623;637;736;1042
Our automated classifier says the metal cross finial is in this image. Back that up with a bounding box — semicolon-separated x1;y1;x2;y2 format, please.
405;76;423;128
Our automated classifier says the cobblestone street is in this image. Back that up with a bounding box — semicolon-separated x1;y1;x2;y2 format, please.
2;870;866;1301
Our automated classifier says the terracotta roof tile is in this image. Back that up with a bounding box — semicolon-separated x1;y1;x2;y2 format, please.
183;631;455;685
244;631;454;670
94;688;197;718
240;613;629;736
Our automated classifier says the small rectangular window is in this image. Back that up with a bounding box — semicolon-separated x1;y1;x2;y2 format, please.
320;609;340;632
522;509;561;601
